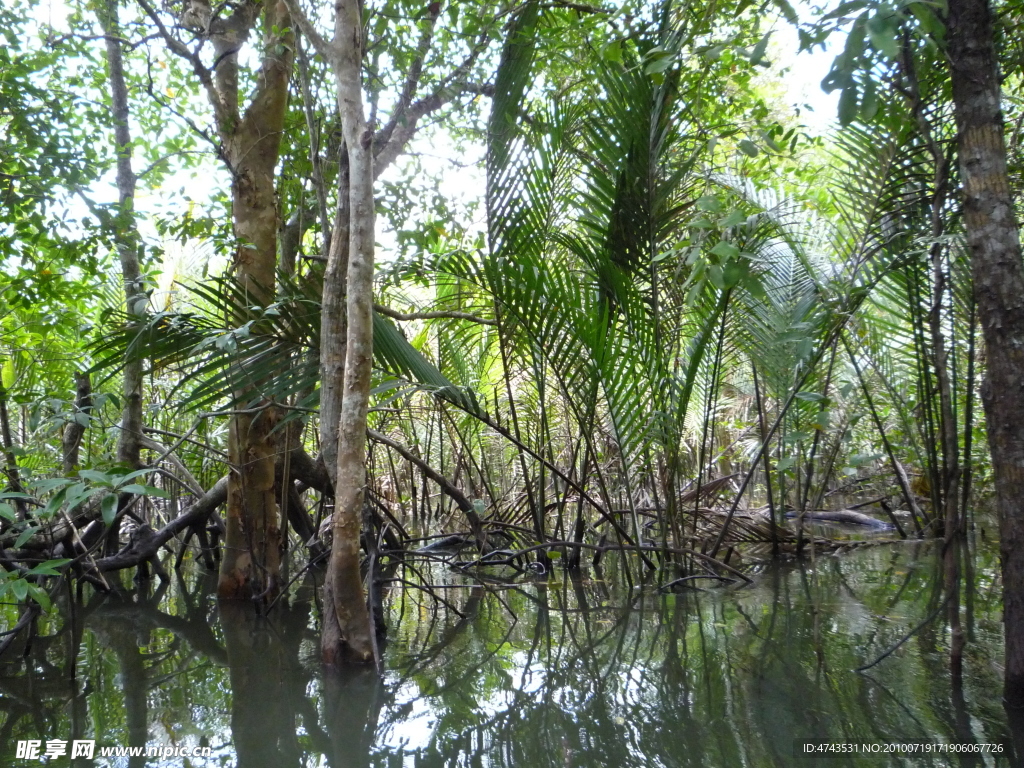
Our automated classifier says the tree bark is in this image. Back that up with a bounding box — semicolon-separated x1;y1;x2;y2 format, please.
278;0;498;663
945;0;1024;708
62;373;92;475
98;0;144;472
319;159;350;489
211;0;295;600
321;0;376;665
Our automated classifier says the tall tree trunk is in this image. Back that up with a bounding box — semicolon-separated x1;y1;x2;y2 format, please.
321;0;375;665
214;0;295;600
319;159;350;489
945;0;1024;708
98;0;144;472
280;0;491;662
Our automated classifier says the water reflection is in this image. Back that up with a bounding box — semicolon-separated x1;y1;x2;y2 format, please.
0;540;1014;767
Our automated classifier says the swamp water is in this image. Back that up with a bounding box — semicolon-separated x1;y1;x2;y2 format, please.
0;538;1013;767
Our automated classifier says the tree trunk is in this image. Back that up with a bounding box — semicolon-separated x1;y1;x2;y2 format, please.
215;0;295;599
945;0;1024;708
319;159;350;489
321;0;375;665
98;0;144;472
62;373;92;475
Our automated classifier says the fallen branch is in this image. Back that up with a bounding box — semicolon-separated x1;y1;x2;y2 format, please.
368;429;489;550
93;476;227;573
453;539;752;583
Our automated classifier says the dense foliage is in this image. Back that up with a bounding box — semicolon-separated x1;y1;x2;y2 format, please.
0;0;1021;675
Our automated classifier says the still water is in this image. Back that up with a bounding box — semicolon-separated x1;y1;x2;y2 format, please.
0;539;1013;767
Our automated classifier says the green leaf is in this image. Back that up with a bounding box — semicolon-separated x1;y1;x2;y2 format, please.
697;195;724;213
601;40;623;64
0;503;14;521
822;0;868;21
78;469;113;485
114;468;155;485
774;0;799;23
737;139;759;157
838;84;859;126
719;210;746;228
795;391;826;402
119;484;169;498
742;273;767;301
14;525;37;548
860;78;879;120
722;260;746;289
710;241;740;260
821;63;853;94
101;494;118;526
845;14;868;60
12;578;28;601
64;484;93;512
749;33;771;65
27;585;51;611
30;478;73;494
708;264;725;290
41;487;69;519
645;56;674;75
758;129;783;152
866;14;900;60
27;559;71;577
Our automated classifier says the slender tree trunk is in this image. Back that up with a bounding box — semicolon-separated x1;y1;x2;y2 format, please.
215;0;295;599
945;0;1024;707
321;0;375;664
98;0;144;471
62;373;92;475
319;160;350;489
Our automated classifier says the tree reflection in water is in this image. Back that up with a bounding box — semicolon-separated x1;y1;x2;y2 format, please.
0;541;1014;767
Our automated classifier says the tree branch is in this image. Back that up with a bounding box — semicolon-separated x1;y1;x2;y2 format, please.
374;303;496;325
374;4;441;153
278;0;336;64
135;0;232;131
368;428;488;548
372;32;494;177
94;476;228;572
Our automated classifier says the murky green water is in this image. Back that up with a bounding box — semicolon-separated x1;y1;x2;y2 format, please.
0;538;1014;767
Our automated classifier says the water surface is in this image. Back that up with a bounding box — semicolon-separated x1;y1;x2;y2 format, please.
0;538;1012;767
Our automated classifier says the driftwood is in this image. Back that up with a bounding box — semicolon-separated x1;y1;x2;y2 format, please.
786;508;894;528
94;476;228;573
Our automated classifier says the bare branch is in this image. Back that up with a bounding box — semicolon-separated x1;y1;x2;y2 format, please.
135;0;233;130
368;428;488;548
372;26;494;176
142;56;229;168
374;303;496;325
94;476;229;572
374;5;442;152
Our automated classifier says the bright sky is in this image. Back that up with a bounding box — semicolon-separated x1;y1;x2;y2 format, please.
769;12;841;135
